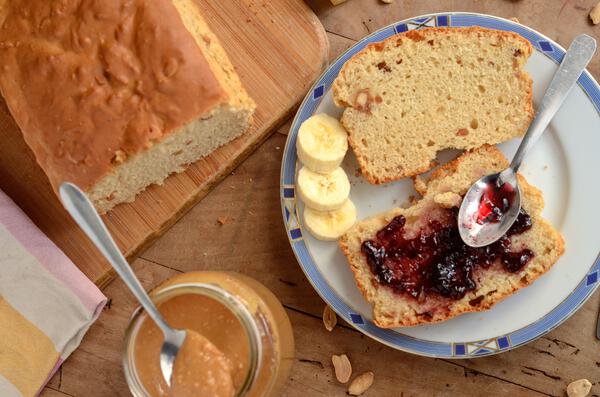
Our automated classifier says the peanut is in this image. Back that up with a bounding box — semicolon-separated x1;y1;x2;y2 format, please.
348;371;375;395
331;354;352;383
567;379;592;397
322;305;337;331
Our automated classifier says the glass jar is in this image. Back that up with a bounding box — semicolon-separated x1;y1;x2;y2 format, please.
123;271;295;397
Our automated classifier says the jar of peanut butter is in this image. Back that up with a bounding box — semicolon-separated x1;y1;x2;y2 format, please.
122;272;295;397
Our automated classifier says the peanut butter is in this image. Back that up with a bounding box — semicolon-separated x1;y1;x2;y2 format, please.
125;272;294;397
170;330;235;397
0;0;227;190
135;293;250;396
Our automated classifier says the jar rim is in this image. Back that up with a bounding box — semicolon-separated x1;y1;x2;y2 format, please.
122;281;263;397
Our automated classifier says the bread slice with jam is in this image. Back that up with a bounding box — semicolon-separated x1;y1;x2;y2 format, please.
339;145;564;328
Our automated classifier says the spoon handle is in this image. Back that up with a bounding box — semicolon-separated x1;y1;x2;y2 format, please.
510;34;596;172
59;183;173;335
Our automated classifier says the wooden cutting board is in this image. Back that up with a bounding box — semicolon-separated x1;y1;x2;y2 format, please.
0;0;328;288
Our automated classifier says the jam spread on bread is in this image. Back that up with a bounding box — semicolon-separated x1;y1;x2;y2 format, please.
477;177;516;224
361;208;534;300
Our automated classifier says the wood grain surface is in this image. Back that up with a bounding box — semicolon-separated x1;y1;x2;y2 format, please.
41;1;600;396
0;0;328;288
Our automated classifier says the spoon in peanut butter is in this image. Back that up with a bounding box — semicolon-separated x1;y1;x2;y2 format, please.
458;34;596;247
59;183;232;392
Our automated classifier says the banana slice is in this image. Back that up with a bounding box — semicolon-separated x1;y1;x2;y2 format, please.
303;199;357;241
297;166;350;211
297;113;348;173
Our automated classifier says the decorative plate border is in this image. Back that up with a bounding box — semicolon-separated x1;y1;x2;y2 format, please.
280;12;600;358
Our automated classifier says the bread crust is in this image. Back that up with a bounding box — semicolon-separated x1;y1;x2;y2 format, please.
339;146;564;328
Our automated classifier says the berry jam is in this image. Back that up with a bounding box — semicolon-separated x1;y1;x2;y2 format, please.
477;177;516;224
361;209;534;300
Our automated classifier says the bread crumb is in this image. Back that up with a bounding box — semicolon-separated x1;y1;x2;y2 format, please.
434;192;462;208
509;17;520;23
400;195;417;208
413;177;427;194
276;146;280;150
591;2;600;24
217;216;227;225
111;149;126;164
543;165;548;171
381;0;393;3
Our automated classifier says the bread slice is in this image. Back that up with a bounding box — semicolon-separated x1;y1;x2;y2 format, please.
339;146;564;328
0;0;255;213
332;27;534;184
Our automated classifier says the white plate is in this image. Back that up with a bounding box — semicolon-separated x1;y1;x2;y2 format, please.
280;13;600;357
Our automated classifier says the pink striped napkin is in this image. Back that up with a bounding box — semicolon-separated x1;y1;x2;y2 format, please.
0;190;107;397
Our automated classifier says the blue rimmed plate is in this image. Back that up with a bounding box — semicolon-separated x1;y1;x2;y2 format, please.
280;12;600;358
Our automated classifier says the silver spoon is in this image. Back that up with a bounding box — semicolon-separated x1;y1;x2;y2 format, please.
459;34;596;247
59;182;185;387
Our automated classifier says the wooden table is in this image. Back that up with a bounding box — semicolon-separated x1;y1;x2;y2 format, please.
41;1;600;396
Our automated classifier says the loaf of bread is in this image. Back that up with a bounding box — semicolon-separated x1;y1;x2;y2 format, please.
339;146;564;328
332;27;534;184
0;0;255;212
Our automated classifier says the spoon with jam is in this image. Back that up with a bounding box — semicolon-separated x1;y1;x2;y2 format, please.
458;34;596;247
59;183;234;396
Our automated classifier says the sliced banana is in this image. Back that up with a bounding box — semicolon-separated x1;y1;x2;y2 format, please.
297;166;350;211
297;113;348;174
303;199;357;241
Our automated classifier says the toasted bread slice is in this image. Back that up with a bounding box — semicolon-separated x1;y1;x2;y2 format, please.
339;146;564;328
332;27;534;184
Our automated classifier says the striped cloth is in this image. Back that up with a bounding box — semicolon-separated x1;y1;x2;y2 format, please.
0;190;107;397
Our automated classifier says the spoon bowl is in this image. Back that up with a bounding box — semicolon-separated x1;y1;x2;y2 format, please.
458;169;521;247
159;328;187;387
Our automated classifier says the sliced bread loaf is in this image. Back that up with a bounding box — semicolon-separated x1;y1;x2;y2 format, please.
339;145;564;328
0;0;255;213
332;27;534;184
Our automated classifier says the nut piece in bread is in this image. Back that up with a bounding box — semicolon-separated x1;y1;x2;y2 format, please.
339;145;564;328
333;27;534;184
